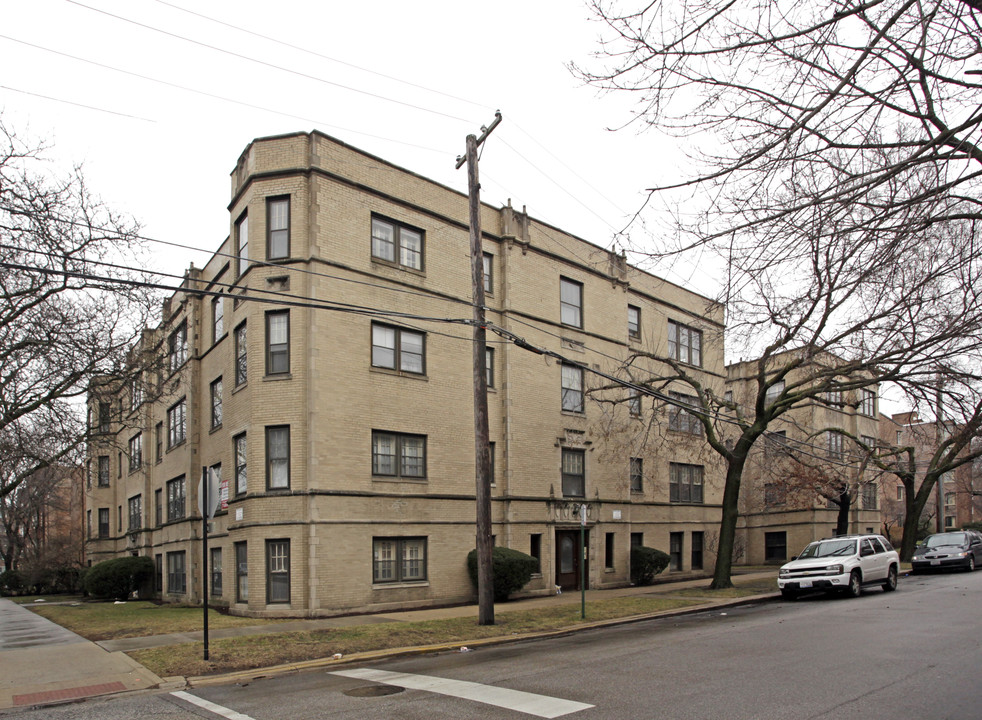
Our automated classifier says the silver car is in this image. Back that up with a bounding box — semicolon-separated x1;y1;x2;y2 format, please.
778;534;900;600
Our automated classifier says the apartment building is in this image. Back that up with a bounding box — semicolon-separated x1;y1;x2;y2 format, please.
727;353;882;564
85;131;725;617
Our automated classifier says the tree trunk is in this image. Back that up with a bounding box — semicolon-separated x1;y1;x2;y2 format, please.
711;453;747;589
835;491;851;536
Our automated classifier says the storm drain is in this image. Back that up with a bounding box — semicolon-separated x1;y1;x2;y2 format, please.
344;685;405;697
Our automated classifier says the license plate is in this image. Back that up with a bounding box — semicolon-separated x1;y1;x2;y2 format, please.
930;560;941;566
799;580;812;588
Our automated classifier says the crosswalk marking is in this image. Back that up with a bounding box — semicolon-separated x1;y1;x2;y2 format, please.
171;691;257;720
331;668;594;718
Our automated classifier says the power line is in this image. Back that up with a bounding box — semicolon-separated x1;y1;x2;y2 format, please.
0;84;155;122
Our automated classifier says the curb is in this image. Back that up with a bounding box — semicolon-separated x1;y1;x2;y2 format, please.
184;592;779;688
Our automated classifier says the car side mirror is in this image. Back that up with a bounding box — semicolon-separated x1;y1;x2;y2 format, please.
790;555;797;561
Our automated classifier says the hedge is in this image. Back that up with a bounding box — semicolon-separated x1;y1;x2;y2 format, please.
82;556;155;600
631;545;670;586
467;546;539;602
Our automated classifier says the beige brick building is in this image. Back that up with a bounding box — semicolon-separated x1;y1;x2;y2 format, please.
85;131;725;617
727;353;882;564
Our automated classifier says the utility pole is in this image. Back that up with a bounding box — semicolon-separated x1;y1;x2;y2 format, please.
457;111;501;626
936;373;946;533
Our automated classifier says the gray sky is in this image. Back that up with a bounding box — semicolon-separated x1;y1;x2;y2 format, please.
2;0;707;291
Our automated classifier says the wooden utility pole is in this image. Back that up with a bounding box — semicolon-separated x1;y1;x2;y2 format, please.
457;111;501;626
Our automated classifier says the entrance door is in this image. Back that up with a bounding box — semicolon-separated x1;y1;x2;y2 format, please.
555;529;589;591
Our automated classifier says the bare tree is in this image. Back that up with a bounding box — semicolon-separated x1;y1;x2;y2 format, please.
0;120;158;500
574;0;982;587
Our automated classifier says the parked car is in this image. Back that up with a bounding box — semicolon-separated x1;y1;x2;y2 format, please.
777;534;900;600
910;531;982;573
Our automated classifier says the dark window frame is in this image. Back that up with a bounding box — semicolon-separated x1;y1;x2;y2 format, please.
560;277;583;328
210;546;223;597
628;305;641;340
235;542;248;603
212;296;224;343
266;539;291;603
371;431;427;479
266;196;291;260
168;321;188;374
265;310;290;375
485;346;495;388
97;507;110;538
234;433;248;496
167;397;186;448
166;475;186;521
630;457;643;492
166;551;187;594
127;494;142;531
669;463;704;504
561;447;586;498
265;425;290;490
234;322;248;386
668;391;703;436
668;320;702;367
128;433;142;471
97;455;110;487
483;252;493;295
235;211;249;277
371;322;425;375
210;377;223;429
370;215;424;271
372;536;428;584
561;363;585;413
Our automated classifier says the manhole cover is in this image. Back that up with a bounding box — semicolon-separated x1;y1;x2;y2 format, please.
344;685;405;698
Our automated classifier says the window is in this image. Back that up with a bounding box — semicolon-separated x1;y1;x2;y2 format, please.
373;537;427;583
631;532;644;548
234;433;248;495
118;451;122;478
560;277;583;327
155;489;162;526
266;426;290;490
670;463;704;503
764;482;787;506
764;531;787;563
628;305;640;340
235;323;248;386
155;422;163;462
372;431;426;479
691;531;704;570
166;551;186;594
897;485;904;501
862;482;878;510
371;215;423;270
371;323;424;374
117;505;122;533
131;374;143;409
561;363;584;413
168;321;188;373
267;196;290;259
235;212;249;276
630;457;643;492
166;475;186;521
212;296;224;343
668;391;702;436
265;311;290;375
483;252;493;295
764;380;784;407
235;542;248;603
860;388;876;417
605;533;615;570
128;433;142;471
827;430;844;459
670;532;683;571
155;554;162;593
668;320;702;366
97;455;110;487
210;547;223;597
488;441;496;485
562;448;585;497
127;495;142;531
211;378;223;429
97;401;111;432
825;387;843;406
97;508;110;538
530;534;542;571
628;389;641;416
167;398;186;448
266;539;290;603
485;347;494;388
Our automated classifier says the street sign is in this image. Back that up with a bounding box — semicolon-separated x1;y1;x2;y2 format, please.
197;469;221;520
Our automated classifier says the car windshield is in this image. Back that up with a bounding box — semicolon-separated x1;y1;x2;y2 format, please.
797;539;858;558
924;533;967;548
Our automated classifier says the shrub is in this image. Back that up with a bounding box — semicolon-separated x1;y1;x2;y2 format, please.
82;556;155;600
467;546;539;602
631;545;670;586
0;569;25;597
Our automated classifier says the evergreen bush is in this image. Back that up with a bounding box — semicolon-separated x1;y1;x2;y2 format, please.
82;556;154;600
631;545;670;586
467;546;539;602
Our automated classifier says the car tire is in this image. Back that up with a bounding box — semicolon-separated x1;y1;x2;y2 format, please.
781;589;798;601
882;565;898;592
967;556;975;572
847;570;862;598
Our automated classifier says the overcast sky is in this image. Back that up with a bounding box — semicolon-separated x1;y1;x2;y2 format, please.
1;0;710;293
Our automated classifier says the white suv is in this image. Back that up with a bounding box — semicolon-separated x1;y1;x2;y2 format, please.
777;534;900;600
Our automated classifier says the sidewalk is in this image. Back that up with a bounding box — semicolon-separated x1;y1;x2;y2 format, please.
2;570;778;709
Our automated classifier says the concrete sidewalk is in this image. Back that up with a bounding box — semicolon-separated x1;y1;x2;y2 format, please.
0;598;167;711
2;570;778;709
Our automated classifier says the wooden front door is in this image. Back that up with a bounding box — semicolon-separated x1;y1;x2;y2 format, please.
555;529;589;591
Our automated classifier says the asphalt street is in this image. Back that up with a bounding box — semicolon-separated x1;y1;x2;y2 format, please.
5;570;980;719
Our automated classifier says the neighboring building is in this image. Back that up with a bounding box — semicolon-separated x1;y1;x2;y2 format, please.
85;130;726;617
727;354;882;564
878;412;980;542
